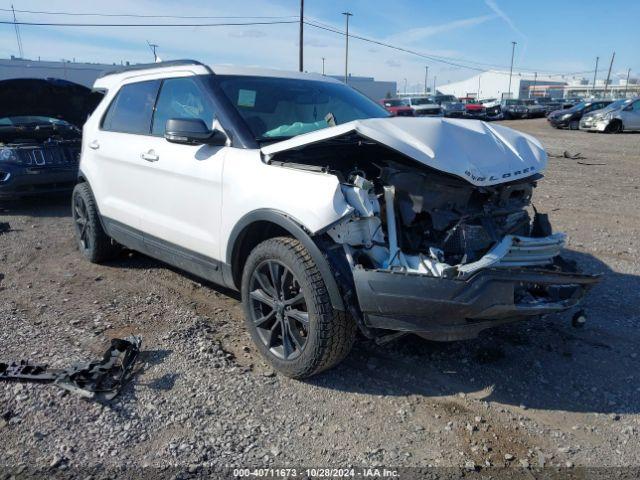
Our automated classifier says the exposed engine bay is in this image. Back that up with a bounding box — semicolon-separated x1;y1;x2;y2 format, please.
269;134;562;279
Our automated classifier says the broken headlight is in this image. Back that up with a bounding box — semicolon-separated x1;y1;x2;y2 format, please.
0;148;18;164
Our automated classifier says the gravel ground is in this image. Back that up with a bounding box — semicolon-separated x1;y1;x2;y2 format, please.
1;118;639;478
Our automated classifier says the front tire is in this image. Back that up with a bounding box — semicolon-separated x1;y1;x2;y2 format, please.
241;237;356;378
72;183;120;263
606;120;623;134
569;120;580;130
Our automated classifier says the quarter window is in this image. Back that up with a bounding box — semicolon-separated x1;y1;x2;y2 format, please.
151;77;215;136
101;80;160;134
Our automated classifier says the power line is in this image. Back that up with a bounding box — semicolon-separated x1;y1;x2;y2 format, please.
304;20;596;78
0;20;299;27
0;7;297;20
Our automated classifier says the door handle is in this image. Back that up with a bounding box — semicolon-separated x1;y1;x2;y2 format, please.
88;140;100;150
140;150;159;162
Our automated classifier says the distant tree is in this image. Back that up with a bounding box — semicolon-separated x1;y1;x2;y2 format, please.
385;91;392;99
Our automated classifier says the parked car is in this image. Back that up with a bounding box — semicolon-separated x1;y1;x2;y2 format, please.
579;97;640;133
74;60;597;378
521;99;547;118
479;98;503;120
547;100;613;129
500;99;529;119
459;97;487;120
0;78;102;198
379;98;414;117
430;94;466;118
403;97;443;116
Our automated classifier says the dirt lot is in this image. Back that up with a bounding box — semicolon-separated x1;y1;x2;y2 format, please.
1;118;639;477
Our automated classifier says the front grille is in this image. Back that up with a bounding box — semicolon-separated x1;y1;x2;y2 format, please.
396;110;413;117
417;108;441;116
13;145;80;167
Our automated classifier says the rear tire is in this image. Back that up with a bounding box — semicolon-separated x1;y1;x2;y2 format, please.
241;237;356;378
72;183;120;263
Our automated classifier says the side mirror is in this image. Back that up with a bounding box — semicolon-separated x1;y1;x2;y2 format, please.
164;118;227;146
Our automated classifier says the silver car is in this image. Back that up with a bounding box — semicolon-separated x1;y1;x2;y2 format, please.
580;97;640;133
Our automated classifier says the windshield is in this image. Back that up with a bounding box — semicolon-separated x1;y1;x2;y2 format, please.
410;98;432;105
216;75;389;141
504;99;523;106
0;115;74;127
601;99;630;111
432;95;457;104
569;102;587;111
383;99;405;107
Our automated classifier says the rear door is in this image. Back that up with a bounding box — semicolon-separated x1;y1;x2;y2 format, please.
88;79;160;237
136;75;226;263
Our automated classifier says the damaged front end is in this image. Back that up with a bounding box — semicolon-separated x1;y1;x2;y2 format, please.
263;118;599;340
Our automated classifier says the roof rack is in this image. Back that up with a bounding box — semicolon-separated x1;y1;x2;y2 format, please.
97;59;210;79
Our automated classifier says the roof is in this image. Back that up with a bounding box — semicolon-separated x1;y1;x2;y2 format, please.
93;58;341;90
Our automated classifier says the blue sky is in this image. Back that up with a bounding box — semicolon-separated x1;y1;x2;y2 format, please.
1;0;638;89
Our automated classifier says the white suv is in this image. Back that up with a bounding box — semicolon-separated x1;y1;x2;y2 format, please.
74;60;598;378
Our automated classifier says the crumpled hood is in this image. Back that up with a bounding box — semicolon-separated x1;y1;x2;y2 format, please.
261;117;547;187
0;78;103;127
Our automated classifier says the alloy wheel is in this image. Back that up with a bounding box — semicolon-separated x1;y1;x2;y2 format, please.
248;260;310;360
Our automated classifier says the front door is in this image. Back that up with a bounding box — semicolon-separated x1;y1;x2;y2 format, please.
621;100;640;130
135;76;226;264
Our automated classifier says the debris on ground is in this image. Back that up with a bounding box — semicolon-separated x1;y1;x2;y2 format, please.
577;161;607;166
548;151;586;159
0;336;142;400
0;222;10;235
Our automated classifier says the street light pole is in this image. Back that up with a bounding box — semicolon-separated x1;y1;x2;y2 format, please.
298;0;304;72
424;66;429;95
624;68;631;97
507;41;517;98
433;75;436;95
403;78;407;95
342;12;353;84
322;57;325;75
604;51;615;98
591;56;599;97
531;72;537;99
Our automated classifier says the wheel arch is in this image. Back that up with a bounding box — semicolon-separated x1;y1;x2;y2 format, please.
225;209;346;311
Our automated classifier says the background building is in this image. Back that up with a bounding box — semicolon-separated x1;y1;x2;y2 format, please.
0;56;116;87
330;74;396;101
0;57;397;101
437;70;568;100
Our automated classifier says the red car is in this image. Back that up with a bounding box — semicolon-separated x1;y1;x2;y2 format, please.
379;98;414;117
459;97;487;120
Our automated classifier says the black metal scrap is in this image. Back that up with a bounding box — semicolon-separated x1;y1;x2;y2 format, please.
0;335;142;400
0;222;10;235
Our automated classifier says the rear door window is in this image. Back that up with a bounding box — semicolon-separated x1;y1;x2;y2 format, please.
151;77;215;136
101;80;160;134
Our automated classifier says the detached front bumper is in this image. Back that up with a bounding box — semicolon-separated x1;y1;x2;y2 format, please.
354;266;599;341
0;164;77;198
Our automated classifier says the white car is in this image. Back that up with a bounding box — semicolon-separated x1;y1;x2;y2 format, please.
74;60;598;378
403;97;443;116
580;97;640;133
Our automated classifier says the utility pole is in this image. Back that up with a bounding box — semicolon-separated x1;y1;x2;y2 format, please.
403;78;407;95
624;68;631;97
424;66;429;95
477;73;481;98
531;72;537;99
342;12;353;83
147;41;159;62
11;4;24;58
604;51;615;98
298;0;304;72
321;57;325;75
507;41;517;98
433;76;436;95
591;56;599;97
